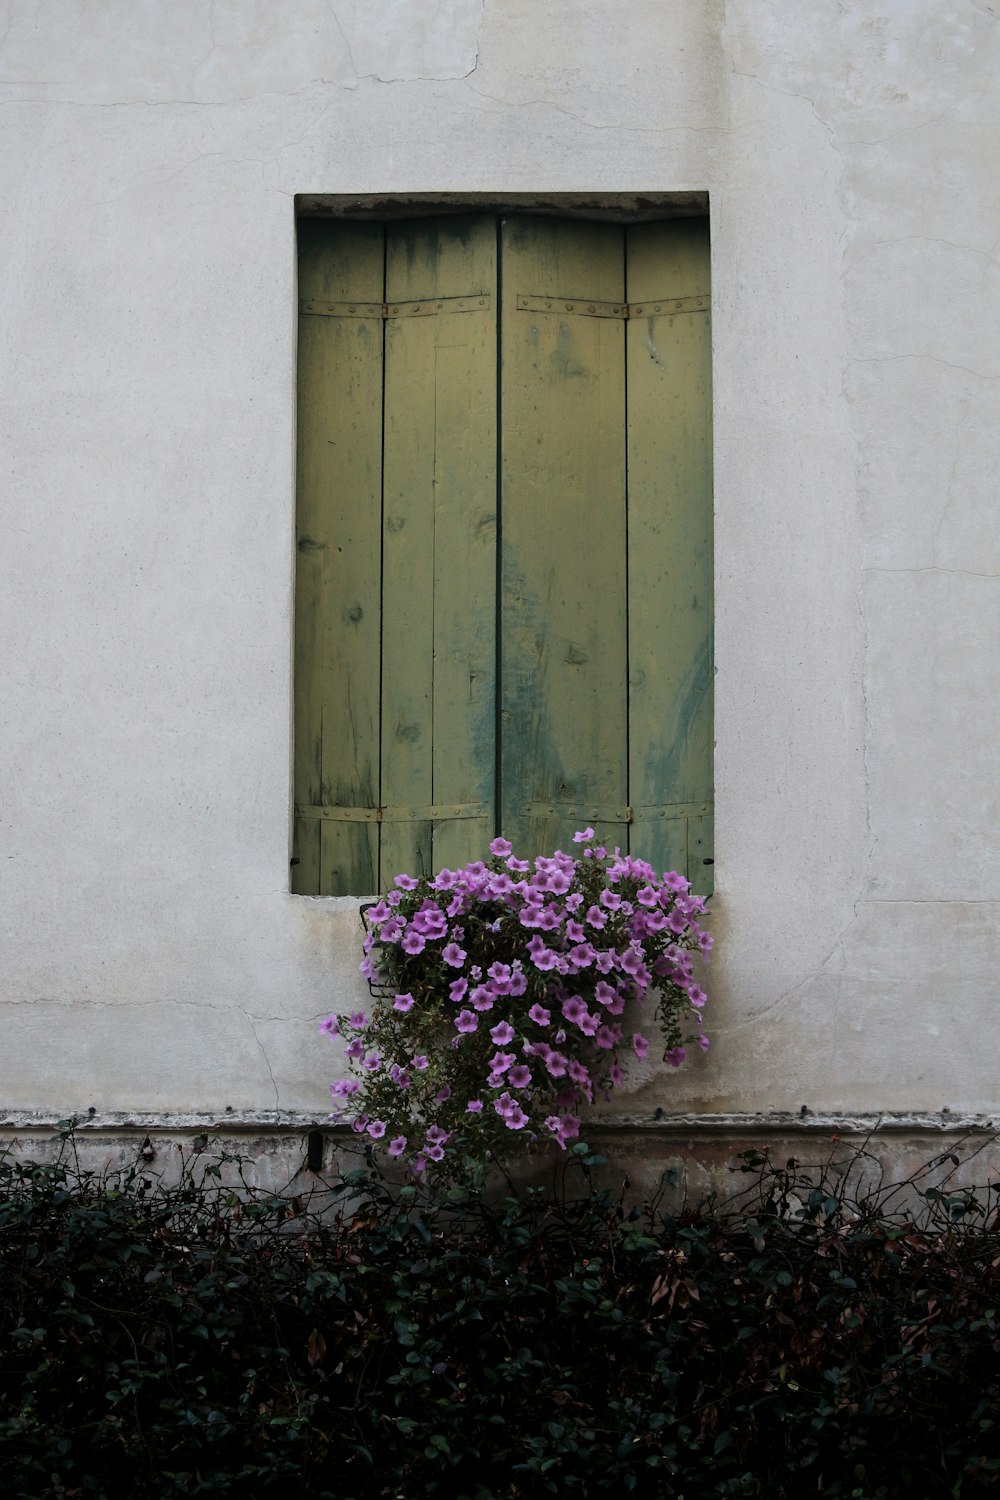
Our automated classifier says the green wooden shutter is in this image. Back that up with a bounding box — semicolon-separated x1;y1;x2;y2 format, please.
293;220;384;896
379;218;497;882
626;218;714;890
293;213;712;896
292;217;496;895
499;218;630;859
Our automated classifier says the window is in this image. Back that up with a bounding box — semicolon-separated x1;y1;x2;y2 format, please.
292;211;712;897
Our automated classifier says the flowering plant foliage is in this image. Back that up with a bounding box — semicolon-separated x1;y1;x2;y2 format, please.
322;832;711;1176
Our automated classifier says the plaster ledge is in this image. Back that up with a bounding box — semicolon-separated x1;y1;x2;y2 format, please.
0;1109;995;1137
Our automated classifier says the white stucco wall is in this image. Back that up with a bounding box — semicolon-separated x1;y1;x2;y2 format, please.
1;0;997;1124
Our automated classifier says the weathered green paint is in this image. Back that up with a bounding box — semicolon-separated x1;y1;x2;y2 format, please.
293;220;383;896
626;218;714;890
293;214;713;894
499;217;629;860
380;217;497;883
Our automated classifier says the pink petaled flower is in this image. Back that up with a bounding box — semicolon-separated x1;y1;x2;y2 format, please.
528;1004;551;1026
349;1011;367;1028
584;905;606;930
412;900;448;938
567;1059;590;1086
489;1020;515;1046
489;836;513;857
565;919;585;944
378;917;405;944
426;1125;450;1146
688;984;707;1009
508;1065;532;1090
698;931;714;955
488;1050;515;1075
401;929;426;955
595;951;617;974
346;1038;365;1061
466;1099;483;1112
632;1033;649;1060
572;828;595;843
609;1061;625;1088
504;1105;529;1130
664;1046;687;1068
637;884;660;907
562;996;588;1027
426;1144;446;1163
411;1054;429;1071
393;992;414;1012
599;889;621;911
470;985;495;1012
594;980;617;1008
363;1052;381;1072
442;942;467;968
493;1091;515;1117
389;1064;410;1089
387;1135;407;1157
507;855;530;872
697;1034;710;1052
435;1085;452;1102
412;1155;427;1173
578;1010;598;1037
454;1009;478;1034
544;1051;568;1078
431;867;457;890
367;1119;386;1139
621;947;644;976
319;1015;340;1035
449;977;468;1003
330;1079;360;1099
394;873;418;890
568;942;596;968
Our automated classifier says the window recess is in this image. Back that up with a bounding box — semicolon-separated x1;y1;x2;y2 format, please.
293;214;712;896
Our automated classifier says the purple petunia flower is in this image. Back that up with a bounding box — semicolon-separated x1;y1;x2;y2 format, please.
387;1136;407;1157
442;942;467;968
632;1033;649;1060
393;992;414;1012
319;1015;340;1036
367;1120;386;1139
528;1004;551;1026
489;1020;515;1046
454;1009;478;1033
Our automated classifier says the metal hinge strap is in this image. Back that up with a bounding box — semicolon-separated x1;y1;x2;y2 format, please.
295;802;491;824
299;294;492;320
516;293;708;320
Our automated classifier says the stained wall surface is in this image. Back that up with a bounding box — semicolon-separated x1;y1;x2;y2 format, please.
2;0;997;1126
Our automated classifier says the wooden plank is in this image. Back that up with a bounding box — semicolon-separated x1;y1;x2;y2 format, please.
499;218;629;862
380;217;497;882
293;220;383;895
626;217;713;890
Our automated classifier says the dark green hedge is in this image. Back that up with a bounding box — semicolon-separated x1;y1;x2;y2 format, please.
2;1135;999;1498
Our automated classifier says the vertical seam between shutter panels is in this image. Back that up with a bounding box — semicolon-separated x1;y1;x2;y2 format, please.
376;226;388;891
494;217;505;842
623;227;632;859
